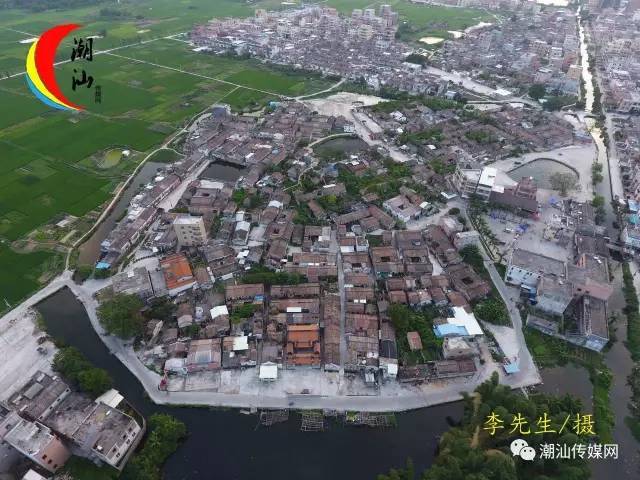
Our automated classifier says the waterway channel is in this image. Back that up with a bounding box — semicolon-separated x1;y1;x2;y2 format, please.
564;10;640;477
77;160;245;267
77;161;165;266
591;272;640;478
36;289;463;480
37;283;640;478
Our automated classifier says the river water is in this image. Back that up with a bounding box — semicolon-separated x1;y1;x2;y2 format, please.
36;284;640;478
578;10;594;114
537;365;592;410
591;271;640;478
551;12;640;476
36;289;462;480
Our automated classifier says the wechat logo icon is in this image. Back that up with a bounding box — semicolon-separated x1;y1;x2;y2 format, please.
511;438;536;461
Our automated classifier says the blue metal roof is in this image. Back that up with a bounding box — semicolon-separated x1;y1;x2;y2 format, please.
434;324;468;337
95;262;111;270
503;362;520;374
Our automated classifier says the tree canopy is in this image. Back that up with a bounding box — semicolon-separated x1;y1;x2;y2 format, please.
378;372;590;480
241;266;306;285
528;83;546;100
389;304;442;364
97;293;144;338
53;346;113;398
460;245;486;274
474;298;510;326
122;414;187;480
549;172;578;196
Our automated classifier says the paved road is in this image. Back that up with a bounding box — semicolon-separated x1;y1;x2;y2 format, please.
577;16;620;237
349;109;413;163
484;260;541;387
77;264;539;410
491;143;597;203
67;110;205;269
0;271;75;322
307;132;354;148
604;113;625;201
157;159;210;211
302;94;415;163
74;137;182;235
295;78;346;100
458;204;541;388
589;118;618;238
282;133;357;192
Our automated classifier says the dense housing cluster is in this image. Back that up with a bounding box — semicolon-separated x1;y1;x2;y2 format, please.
95;98;540;392
589;8;640;113
193;5;453;95
433;6;581;98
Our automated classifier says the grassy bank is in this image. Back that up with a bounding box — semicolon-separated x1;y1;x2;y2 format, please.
626;363;640;442
621;262;640;442
525;328;614;443
622;262;640;360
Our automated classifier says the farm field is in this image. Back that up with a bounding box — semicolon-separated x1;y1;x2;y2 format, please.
0;244;58;308
0;141;113;241
0;0;494;76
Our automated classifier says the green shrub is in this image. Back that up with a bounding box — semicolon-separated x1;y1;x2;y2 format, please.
122;414;187;480
97;293;144;338
53;347;113;398
474;297;510;326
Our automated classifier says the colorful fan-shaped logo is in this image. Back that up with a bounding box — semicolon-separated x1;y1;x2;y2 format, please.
25;24;83;111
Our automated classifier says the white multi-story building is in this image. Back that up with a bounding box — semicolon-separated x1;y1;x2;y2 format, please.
453;165;497;201
476;167;497;200
453;166;481;198
174;215;208;247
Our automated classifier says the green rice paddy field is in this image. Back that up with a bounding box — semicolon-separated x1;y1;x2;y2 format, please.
0;0;492;309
